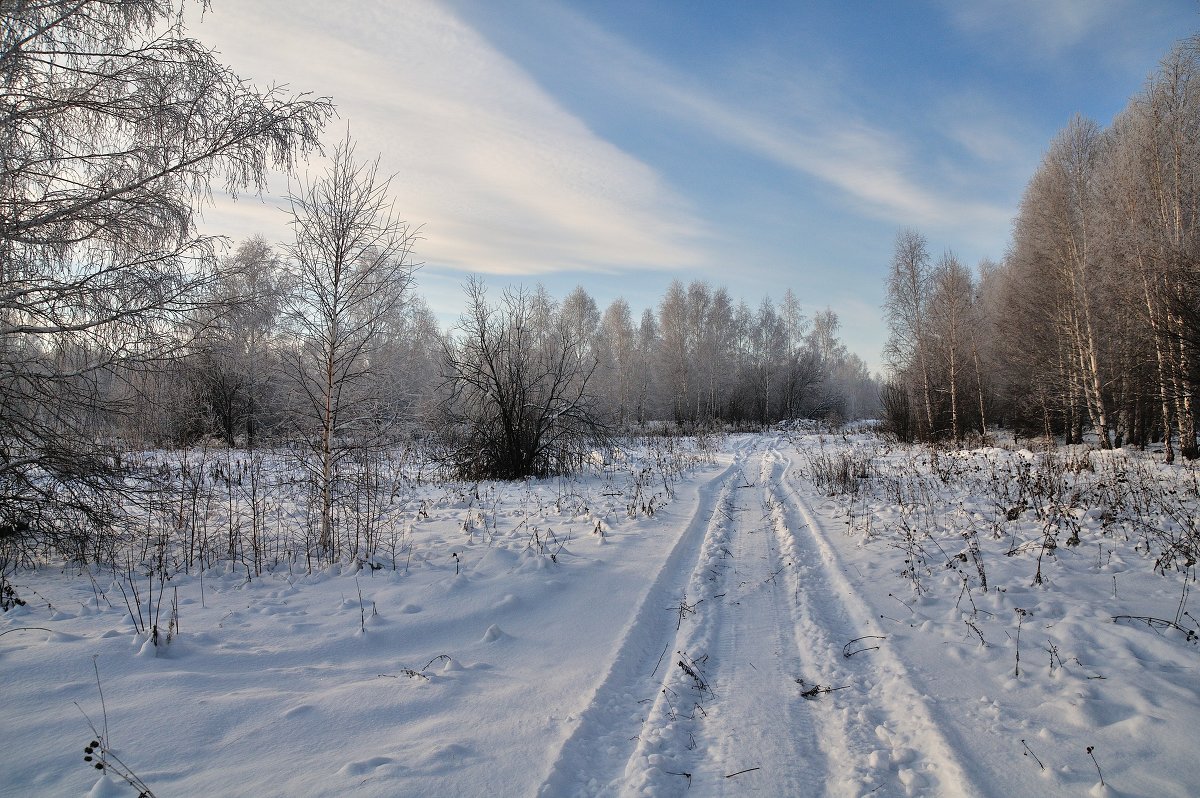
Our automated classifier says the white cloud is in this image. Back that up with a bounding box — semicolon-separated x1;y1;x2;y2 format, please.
192;0;704;276
521;4;1013;238
937;94;1036;166
942;0;1122;55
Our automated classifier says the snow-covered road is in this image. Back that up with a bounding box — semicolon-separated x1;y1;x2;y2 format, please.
540;437;981;797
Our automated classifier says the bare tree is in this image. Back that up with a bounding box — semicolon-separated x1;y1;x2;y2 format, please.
928;252;974;442
953;35;1200;451
634;308;660;424
191;237;286;447
595;298;637;427
440;278;606;479
806;308;850;419
780;289;811;418
279;137;418;552
884;229;936;438
743;297;788;423
561;285;600;357
0;0;331;551
371;295;444;429
1117;41;1200;457
1014;116;1116;447
972;258;1003;438
657;280;694;423
695;286;737;421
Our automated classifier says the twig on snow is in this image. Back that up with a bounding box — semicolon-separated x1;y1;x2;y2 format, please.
651;641;670;678
842;635;886;658
0;626;53;637
1112;615;1198;643
1021;739;1045;771
795;678;850;699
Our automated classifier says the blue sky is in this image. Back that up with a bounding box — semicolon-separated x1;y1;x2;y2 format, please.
194;1;1197;372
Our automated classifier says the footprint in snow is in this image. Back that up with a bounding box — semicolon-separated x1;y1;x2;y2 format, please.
416;742;476;774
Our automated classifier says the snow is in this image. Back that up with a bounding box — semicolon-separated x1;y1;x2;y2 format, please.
2;432;1198;796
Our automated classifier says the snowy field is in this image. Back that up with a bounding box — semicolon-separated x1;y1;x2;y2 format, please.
2;431;1199;797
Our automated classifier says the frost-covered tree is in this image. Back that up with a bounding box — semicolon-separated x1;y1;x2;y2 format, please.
561;286;600;358
634;308;660;424
595;298;637;427
884;229;935;438
0;0;330;550
280;138;418;551
191;237;287;447
657;280;694;423
439;278;606;479
927;253;974;442
1023;116;1114;447
911;35;1200;452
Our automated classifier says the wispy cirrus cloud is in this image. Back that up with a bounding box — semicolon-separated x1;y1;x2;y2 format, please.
940;0;1125;57
193;0;705;276
937;0;1189;79
678;94;1012;235
497;1;1013;244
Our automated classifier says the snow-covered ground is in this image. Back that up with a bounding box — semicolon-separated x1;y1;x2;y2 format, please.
2;432;1198;796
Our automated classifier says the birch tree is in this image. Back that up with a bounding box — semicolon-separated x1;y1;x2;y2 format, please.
884;229;936;438
1017;116;1115;447
595;298;637;426
280;138;418;553
0;0;330;550
1128;42;1200;457
928;253;974;442
191;237;286;447
658;280;693;423
634;308;659;424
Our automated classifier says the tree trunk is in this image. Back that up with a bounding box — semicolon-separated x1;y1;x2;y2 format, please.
321;346;336;552
972;341;988;439
948;342;960;444
919;344;935;439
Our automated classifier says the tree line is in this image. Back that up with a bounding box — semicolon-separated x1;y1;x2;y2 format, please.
148;257;878;467
1;0;878;557
884;34;1200;459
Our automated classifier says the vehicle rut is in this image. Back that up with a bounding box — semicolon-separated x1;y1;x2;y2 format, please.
767;439;988;797
538;437;985;797
536;438;755;797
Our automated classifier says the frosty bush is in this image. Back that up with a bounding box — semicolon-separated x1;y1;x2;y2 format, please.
438;279;608;480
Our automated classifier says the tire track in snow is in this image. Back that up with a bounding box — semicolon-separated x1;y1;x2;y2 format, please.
601;443;857;796
767;439;989;797
536;437;755;797
541;435;987;797
613;445;814;796
677;444;833;795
